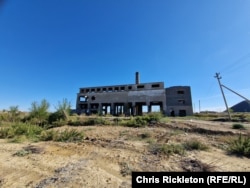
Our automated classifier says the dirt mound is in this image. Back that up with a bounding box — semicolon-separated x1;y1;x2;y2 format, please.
0;119;250;187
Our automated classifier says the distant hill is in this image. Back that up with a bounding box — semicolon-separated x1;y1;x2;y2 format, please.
230;100;250;112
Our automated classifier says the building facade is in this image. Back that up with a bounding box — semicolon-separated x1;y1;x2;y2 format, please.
76;72;193;116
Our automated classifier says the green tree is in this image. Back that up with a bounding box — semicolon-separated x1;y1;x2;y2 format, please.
29;99;50;126
48;98;72;124
9;105;20;122
55;98;71;120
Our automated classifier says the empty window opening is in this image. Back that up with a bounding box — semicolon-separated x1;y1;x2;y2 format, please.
137;85;144;89
177;90;184;94
114;103;125;115
108;87;113;92
179;110;186;117
151;105;160;112
102;88;107;92
80;89;85;93
170;110;175;117
107;106;111;114
102;105;111;114
135;102;146;115
142;105;148;113
128;86;132;90
80;104;87;110
114;87;119;92
91;88;95;93
97;88;101;92
178;99;185;104
120;86;125;91
152;84;160;88
79;96;88;102
86;89;90;93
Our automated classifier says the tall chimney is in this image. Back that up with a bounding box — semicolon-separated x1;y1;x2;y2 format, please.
135;72;140;84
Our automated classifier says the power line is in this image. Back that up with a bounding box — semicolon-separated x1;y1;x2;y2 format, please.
219;52;250;74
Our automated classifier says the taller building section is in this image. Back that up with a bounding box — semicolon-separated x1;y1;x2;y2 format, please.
76;82;166;116
165;86;193;116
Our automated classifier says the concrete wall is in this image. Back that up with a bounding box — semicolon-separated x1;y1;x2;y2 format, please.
165;86;193;116
76;79;193;116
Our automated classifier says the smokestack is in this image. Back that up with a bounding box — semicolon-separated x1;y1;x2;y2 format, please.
135;72;140;84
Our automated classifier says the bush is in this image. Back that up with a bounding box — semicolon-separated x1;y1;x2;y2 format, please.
147;112;163;122
54;129;84;142
13;149;31;157
149;143;185;156
51;120;67;128
68;117;110;126
123;117;148;127
227;135;250;157
0;122;84;143
0;127;14;138
48;112;62;124
139;132;151;139
28;99;50;126
68;120;86;126
86;117;109;125
232;124;246;130
183;140;209;151
40;128;84;142
40;130;55;141
0;123;44;141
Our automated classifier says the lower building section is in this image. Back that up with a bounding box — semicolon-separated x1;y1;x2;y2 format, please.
76;101;165;116
76;82;193;117
166;106;193;117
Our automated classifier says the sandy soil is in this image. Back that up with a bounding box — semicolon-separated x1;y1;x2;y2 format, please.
0;119;250;188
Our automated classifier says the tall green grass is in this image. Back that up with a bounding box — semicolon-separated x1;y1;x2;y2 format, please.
227;135;250;157
0;123;43;142
0;123;84;143
40;128;84;142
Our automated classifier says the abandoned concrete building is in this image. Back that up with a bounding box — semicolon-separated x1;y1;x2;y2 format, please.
76;72;193;116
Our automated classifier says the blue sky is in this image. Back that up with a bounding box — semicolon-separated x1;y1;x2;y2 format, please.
0;0;250;112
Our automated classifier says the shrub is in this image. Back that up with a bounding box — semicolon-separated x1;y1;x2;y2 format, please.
119;162;132;177
183;140;209;151
84;118;96;125
0;123;44;141
54;129;84;142
0;127;15;138
51;120;67;127
40;128;84;142
8;106;20;122
13;149;31;157
232;124;245;130
40;130;55;141
28;99;50;126
68;120;86;126
0;112;9;122
124;117;148;127
146;112;163;123
68;117;109;126
15;123;43;137
13;145;43;156
54;98;72;119
227;135;250;157
149;143;185;156
139;132;151;139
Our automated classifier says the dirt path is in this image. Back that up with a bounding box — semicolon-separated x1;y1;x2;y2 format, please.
0;120;250;188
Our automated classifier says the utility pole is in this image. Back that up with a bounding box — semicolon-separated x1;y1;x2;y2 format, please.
199;100;201;113
214;73;232;121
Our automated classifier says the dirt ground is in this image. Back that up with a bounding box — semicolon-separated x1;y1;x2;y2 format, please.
0;119;250;188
